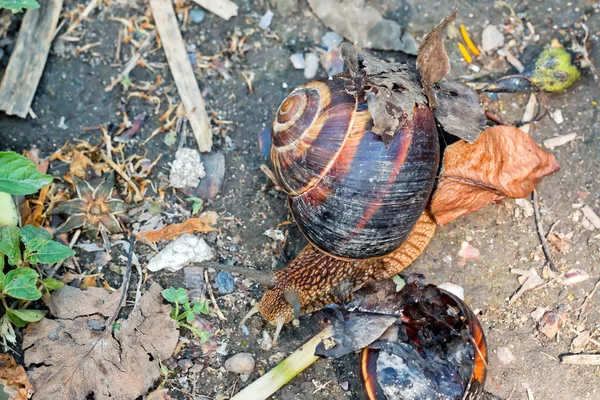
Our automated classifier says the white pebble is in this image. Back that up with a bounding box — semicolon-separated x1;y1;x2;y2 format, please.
225;353;255;374
258;10;274;30
304;52;319;79
289;53;305;69
438;282;464;300
550;109;563;124
481;25;505;52
321;31;343;50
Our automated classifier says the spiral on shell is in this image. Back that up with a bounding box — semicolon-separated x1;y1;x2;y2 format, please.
270;76;440;259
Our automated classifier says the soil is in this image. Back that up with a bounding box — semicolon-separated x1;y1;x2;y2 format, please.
1;0;599;399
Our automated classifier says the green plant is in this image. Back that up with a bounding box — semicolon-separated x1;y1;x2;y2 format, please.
0;0;40;13
0;225;70;344
0;151;53;227
187;197;204;215
161;287;211;342
0;151;66;347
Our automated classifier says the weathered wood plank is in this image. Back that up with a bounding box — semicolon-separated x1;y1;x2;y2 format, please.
192;0;238;21
0;0;64;118
149;0;213;152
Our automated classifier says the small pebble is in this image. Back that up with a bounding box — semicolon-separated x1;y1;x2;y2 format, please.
562;268;590;286
481;24;505;52
260;330;273;351
539;312;563;339
178;358;193;373
321;31;343;50
216;270;234;294
550;109;564;124
304;52;319;79
241;325;250;335
224;353;255;374
496;347;516;365
190;9;206;24
189;363;204;374
290;53;305;69
258;10;274;30
458;241;480;259
438;282;464;300
240;373;251;383
339;381;349;390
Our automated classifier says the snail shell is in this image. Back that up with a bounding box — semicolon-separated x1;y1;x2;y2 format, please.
271;76;439;259
360;284;487;400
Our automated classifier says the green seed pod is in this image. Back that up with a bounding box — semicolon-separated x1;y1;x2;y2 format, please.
531;47;581;93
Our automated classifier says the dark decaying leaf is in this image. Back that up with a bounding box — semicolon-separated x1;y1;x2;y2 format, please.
339;43;427;142
24;283;179;400
434;80;487;143
431;126;560;225
314;312;397;358
416;7;457;108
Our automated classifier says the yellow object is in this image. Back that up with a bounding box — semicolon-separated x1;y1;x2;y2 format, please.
0;192;18;226
531;47;581;92
457;42;472;63
460;24;481;56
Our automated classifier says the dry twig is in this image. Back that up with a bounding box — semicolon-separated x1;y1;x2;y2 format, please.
204;270;227;321
532;189;558;271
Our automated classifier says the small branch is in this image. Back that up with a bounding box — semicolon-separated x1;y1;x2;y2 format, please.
104;31;156;92
532;189;558;271
204;269;227;321
231;326;332;400
48;229;82;278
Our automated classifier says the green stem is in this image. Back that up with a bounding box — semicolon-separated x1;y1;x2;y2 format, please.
1;295;10;312
230;326;332;400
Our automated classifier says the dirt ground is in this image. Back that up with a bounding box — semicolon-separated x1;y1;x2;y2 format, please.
1;0;600;399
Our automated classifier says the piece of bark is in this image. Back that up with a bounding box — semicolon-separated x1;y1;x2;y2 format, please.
416;7;457;108
431;126;560;225
0;0;64;118
192;0;238;21
150;0;213;152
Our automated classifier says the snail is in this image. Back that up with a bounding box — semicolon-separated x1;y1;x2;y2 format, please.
204;11;472;342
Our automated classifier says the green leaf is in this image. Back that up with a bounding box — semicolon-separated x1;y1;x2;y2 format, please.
0;0;39;12
187;197;204;215
3;267;41;300
193;299;210;315
0;226;21;266
161;287;188;304
41;277;64;292
20;225;52;246
24;240;75;264
0;152;52;195
8;308;46;323
186;312;195;323
6;309;27;328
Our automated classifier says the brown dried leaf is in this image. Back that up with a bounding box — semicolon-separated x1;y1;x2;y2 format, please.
139;217;217;243
24;283;179;400
416;7;457;108
431;126;560;225
0;354;34;400
24;148;49;174
69;150;93;179
49;286;121;319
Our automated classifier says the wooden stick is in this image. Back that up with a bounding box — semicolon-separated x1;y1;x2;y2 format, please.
231;326;333;400
0;0;64;118
560;354;600;365
192;0;238;21
149;0;213;152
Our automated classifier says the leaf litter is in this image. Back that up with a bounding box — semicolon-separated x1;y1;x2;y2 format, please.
23;283;179;400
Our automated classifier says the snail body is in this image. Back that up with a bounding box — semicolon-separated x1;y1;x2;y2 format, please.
238;70;440;338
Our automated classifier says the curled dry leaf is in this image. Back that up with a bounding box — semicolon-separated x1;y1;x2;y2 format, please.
0;353;34;400
416;7;457;108
23;283;179;400
139;217;217;243
431;126;560;225
24;148;49;174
